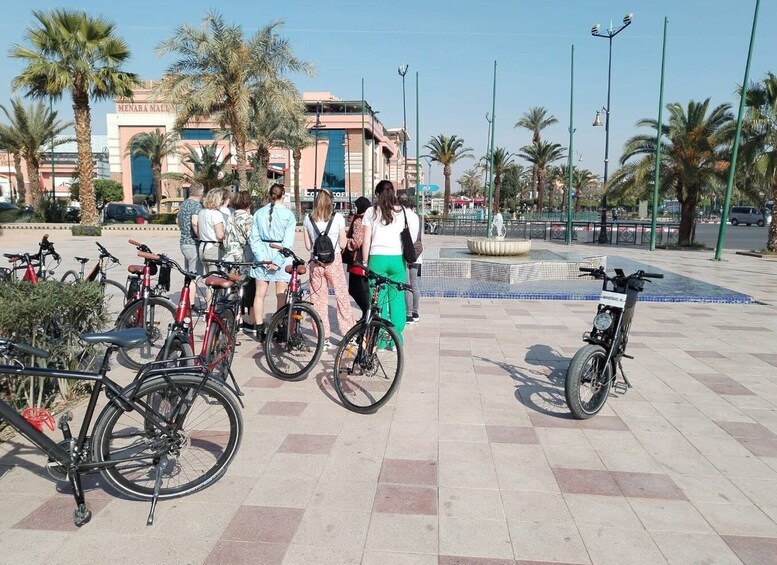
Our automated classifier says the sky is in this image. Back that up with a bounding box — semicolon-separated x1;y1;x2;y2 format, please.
1;0;775;190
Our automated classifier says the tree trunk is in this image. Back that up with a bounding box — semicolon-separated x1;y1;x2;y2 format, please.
13;152;26;205
767;180;777;252
678;195;696;245
234;127;248;192
257;145;270;192
537;169;545;212
574;192;582;214
153;163;163;210
72;87;98;226
24;156;41;209
531;166;538;201
443;165;451;219
293;148;302;218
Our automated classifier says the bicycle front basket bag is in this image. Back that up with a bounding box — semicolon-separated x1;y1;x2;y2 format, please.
157;264;171;292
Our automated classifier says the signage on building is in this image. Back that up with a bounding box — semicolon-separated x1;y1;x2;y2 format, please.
270;153;286;160
116;103;174;113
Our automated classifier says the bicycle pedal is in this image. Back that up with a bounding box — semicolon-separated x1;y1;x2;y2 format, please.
612;381;630;394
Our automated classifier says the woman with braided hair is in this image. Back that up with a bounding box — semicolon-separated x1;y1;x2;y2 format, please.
247;183;296;341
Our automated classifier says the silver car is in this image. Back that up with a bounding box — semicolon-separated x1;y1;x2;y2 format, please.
729;206;765;227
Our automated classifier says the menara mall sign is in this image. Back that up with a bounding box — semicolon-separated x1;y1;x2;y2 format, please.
116;103;174;113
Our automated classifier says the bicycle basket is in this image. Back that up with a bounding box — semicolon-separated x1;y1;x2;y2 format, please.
125;275;140;300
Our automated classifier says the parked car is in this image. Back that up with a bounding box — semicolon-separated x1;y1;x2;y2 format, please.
104;203;150;224
159;197;184;214
0;202;19;211
729;206;765;227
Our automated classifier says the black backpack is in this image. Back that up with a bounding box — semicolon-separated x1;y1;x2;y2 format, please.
310;213;336;264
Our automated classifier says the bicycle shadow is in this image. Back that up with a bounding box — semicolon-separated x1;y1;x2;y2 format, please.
476;343;575;419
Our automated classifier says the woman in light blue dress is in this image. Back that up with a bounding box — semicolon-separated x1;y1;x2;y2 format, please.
247;183;297;340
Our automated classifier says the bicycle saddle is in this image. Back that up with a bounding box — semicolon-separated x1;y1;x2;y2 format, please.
75;257;90;264
285;264;307;275
80;328;149;349
203;275;234;289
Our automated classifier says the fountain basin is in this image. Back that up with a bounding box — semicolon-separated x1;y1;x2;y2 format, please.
467;237;531;256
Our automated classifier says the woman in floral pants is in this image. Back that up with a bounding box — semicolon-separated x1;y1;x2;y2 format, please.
303;189;355;349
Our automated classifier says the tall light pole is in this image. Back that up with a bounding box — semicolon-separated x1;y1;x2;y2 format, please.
420;154;433;224
371;109;380;188
50;98;56;204
312;101;323;194
591;13;633;244
398;64;409;191
483;112;492;191
649;17;669;251
343;132;351;208
566;44;575;245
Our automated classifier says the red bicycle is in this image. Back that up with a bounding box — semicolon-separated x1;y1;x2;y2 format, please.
2;234;61;282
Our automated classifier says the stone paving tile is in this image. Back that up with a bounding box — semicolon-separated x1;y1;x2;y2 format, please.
486;425;539;445
578;527;666;565
649;532;741;565
204;541;287;565
276;433;336;455
552;468;621;497
258;401;309;416
373;484;437;515
722;535;777;565
379;458;437;486
610;471;686;500
220;505;304;544
365;513;438;554
694;502;777;537
564;493;642;529
13;495;112;532
439;516;514;560
508;522;590;564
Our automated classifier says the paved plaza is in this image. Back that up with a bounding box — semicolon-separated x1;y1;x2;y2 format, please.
1;227;777;564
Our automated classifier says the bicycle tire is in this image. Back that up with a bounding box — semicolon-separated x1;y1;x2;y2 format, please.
115;296;177;370
60;270;79;284
91;373;242;500
102;279;128;327
333;319;403;414
157;334;195;368
565;344;612;419
263;303;324;381
204;309;236;381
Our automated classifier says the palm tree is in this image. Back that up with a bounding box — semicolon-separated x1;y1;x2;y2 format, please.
278;114;314;218
486;147;517;213
125;129;179;207
0;128;26;205
572;168;599;213
743;73;777;251
424;134;473;218
457;168;483;198
156;12;313;191
518;141;565;212
608;99;733;245
515;106;558;197
0;98;72;209
180;143;234;191
11;9;139;225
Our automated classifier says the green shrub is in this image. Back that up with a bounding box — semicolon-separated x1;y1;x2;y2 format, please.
71;225;102;237
0;209;20;223
0;280;107;413
149;213;177;225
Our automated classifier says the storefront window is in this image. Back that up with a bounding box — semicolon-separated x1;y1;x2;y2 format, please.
131;154;153;196
315;129;345;192
181;129;215;140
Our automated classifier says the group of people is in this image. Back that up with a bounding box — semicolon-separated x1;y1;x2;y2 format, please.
176;179;422;351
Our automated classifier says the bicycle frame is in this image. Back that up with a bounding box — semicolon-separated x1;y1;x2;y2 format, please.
4;235;60;282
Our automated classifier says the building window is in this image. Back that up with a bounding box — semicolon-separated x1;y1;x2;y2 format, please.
131;154;154;196
181;128;215;140
315;129;345;192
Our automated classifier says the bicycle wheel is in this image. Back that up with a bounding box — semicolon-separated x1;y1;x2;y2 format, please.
333;319;403;413
156;334;195;368
115;297;177;370
565;344;613;419
60;270;79;284
91;374;242;499
102;279;128;327
263;303;324;380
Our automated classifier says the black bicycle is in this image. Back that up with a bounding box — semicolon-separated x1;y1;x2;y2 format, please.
333;264;410;413
262;244;324;381
565;266;663;419
60;242;127;322
0;330;243;527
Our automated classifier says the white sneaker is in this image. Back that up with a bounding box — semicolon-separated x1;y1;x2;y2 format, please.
322;338;331;351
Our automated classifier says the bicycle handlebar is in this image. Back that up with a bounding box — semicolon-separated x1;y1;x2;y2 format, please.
348;264;413;292
268;243;303;263
128;239;152;253
96;242;120;264
0;338;50;359
578;267;664;281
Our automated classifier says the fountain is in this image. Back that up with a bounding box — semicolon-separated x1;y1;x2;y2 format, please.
466;215;531;256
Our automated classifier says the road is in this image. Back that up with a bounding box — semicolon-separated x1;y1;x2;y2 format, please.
694;223;770;251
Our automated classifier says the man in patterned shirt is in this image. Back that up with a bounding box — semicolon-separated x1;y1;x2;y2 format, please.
177;182;204;275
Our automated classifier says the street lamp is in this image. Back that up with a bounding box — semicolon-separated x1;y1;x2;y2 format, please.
591;12;633;244
420;154;433;224
342;132;351;208
398;64;409;191
371;109;380;186
312;101;326;195
483;112;492;190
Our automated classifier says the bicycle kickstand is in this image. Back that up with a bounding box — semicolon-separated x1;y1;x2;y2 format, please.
146;455;168;526
617;360;633;390
228;366;245;404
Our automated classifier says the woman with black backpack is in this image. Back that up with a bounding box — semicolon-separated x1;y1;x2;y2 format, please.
303;188;354;350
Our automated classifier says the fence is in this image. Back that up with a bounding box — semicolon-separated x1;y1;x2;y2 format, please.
428;218;680;246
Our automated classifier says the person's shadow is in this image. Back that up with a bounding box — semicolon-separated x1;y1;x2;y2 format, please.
476;344;575;419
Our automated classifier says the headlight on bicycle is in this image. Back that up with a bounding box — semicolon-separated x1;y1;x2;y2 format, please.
593;312;614;332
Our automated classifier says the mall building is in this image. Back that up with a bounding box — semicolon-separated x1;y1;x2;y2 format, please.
105;81;422;210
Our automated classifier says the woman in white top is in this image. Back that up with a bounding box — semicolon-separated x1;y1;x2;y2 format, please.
197;188;226;267
398;193;422;325
303;188;354;348
361;180;419;342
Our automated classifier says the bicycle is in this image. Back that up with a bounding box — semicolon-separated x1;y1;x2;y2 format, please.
113;240;176;369
262;244;324;381
2;234;61;282
140;250;265;396
565;266;663;419
60;241;127;322
333;264;410;413
0;329;243;526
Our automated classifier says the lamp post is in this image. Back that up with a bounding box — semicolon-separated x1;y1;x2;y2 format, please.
50;98;55;204
483;112;492;191
420;154;433;225
342;133;351;208
371;109;380;188
312;101;324;195
591;13;633;244
398;64;409;191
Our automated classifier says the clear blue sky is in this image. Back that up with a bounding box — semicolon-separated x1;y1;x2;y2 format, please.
1;0;775;189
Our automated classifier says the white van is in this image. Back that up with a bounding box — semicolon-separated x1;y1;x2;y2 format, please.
729;206;765;226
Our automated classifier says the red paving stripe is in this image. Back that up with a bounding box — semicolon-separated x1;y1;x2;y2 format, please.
722;535;777;565
203;540;287;565
610;471;686;500
220;505;304;544
486;426;540;445
258;401;308;416
373;484;437;515
379;459;438;486
277;434;337;455
13;495;112;531
552;468;621;497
